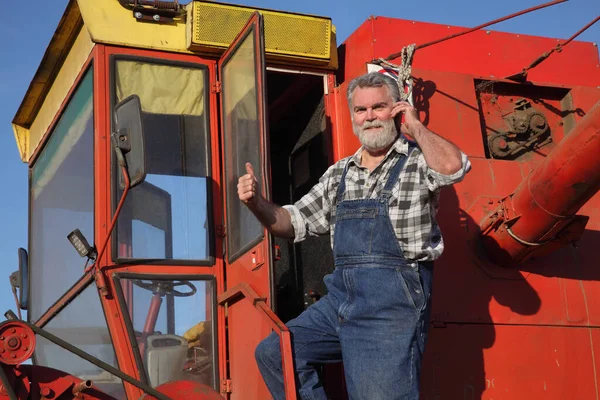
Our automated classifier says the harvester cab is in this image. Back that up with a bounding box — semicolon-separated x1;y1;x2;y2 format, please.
3;0;600;399
4;2;337;398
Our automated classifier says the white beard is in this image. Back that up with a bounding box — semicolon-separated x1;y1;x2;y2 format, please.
352;118;398;151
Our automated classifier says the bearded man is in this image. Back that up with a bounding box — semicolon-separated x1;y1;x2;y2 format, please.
238;72;471;399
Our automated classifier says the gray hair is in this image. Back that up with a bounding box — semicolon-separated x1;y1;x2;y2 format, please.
346;72;401;110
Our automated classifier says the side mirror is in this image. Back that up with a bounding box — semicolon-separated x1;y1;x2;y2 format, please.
113;94;146;189
10;248;29;311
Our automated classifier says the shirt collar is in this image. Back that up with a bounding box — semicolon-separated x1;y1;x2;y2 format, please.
349;135;410;167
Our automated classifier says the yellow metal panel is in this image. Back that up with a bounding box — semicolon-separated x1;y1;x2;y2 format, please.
27;28;94;161
189;2;331;60
78;0;190;54
188;1;332;64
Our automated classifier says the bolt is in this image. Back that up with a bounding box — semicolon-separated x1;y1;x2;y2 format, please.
0;336;4;341
0;349;5;353
488;199;494;205
21;334;27;339
498;138;509;150
11;354;16;358
10;329;15;334
558;121;564;126
153;14;160;21
119;135;127;142
40;387;51;397
23;347;27;351
134;11;143;19
7;338;18;349
486;30;490;34
593;42;597;47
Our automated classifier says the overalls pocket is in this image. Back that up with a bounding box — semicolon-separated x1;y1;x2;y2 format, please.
396;265;426;313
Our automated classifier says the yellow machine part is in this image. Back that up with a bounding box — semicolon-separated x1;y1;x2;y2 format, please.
12;0;337;163
188;1;334;65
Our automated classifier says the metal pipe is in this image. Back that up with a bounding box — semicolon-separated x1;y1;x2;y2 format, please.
35;166;131;328
25;322;172;400
482;100;600;264
139;293;163;356
72;379;93;396
34;272;95;329
385;0;568;60
507;15;600;80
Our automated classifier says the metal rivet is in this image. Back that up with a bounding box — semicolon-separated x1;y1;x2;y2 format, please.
153;14;160;21
134;11;143;19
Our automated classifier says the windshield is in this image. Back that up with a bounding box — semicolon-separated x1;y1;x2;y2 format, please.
116;276;217;388
29;69;123;396
112;59;212;263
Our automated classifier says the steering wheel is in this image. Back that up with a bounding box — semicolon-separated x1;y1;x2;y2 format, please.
132;280;197;297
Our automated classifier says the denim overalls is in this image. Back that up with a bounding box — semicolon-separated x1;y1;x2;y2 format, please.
256;151;434;400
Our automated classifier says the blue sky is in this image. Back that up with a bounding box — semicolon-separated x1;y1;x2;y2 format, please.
0;0;598;318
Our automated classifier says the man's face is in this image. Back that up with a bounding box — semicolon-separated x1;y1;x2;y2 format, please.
351;86;398;152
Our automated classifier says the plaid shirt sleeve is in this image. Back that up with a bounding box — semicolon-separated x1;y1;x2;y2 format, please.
283;162;341;243
422;151;471;192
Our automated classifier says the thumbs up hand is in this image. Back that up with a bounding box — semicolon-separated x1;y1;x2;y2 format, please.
238;162;259;206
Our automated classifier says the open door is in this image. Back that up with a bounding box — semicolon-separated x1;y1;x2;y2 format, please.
218;12;273;399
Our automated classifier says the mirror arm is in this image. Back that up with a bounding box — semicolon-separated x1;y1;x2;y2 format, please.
84;166;131;296
111;134;128;168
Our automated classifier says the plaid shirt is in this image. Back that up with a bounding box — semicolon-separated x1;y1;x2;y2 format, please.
283;136;471;261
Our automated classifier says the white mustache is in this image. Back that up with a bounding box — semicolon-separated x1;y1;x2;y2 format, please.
362;121;384;129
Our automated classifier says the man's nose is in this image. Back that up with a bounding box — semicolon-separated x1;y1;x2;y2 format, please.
366;108;376;121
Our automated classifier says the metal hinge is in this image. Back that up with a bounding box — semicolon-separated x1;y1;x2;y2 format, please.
216;225;227;238
222;379;232;394
212;80;222;93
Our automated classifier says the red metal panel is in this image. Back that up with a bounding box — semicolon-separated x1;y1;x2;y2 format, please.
422;324;600;399
432;157;600;327
411;68;487;157
360;17;600;88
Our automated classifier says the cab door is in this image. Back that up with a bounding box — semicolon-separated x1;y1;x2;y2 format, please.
218;12;273;399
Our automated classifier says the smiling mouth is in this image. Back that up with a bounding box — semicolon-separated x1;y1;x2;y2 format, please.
364;126;382;130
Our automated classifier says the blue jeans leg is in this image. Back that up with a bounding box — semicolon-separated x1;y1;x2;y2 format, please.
336;266;430;400
255;294;343;400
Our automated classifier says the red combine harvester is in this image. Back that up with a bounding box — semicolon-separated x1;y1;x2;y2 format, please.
3;0;600;398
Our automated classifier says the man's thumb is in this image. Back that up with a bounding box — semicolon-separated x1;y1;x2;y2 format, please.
245;162;255;177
